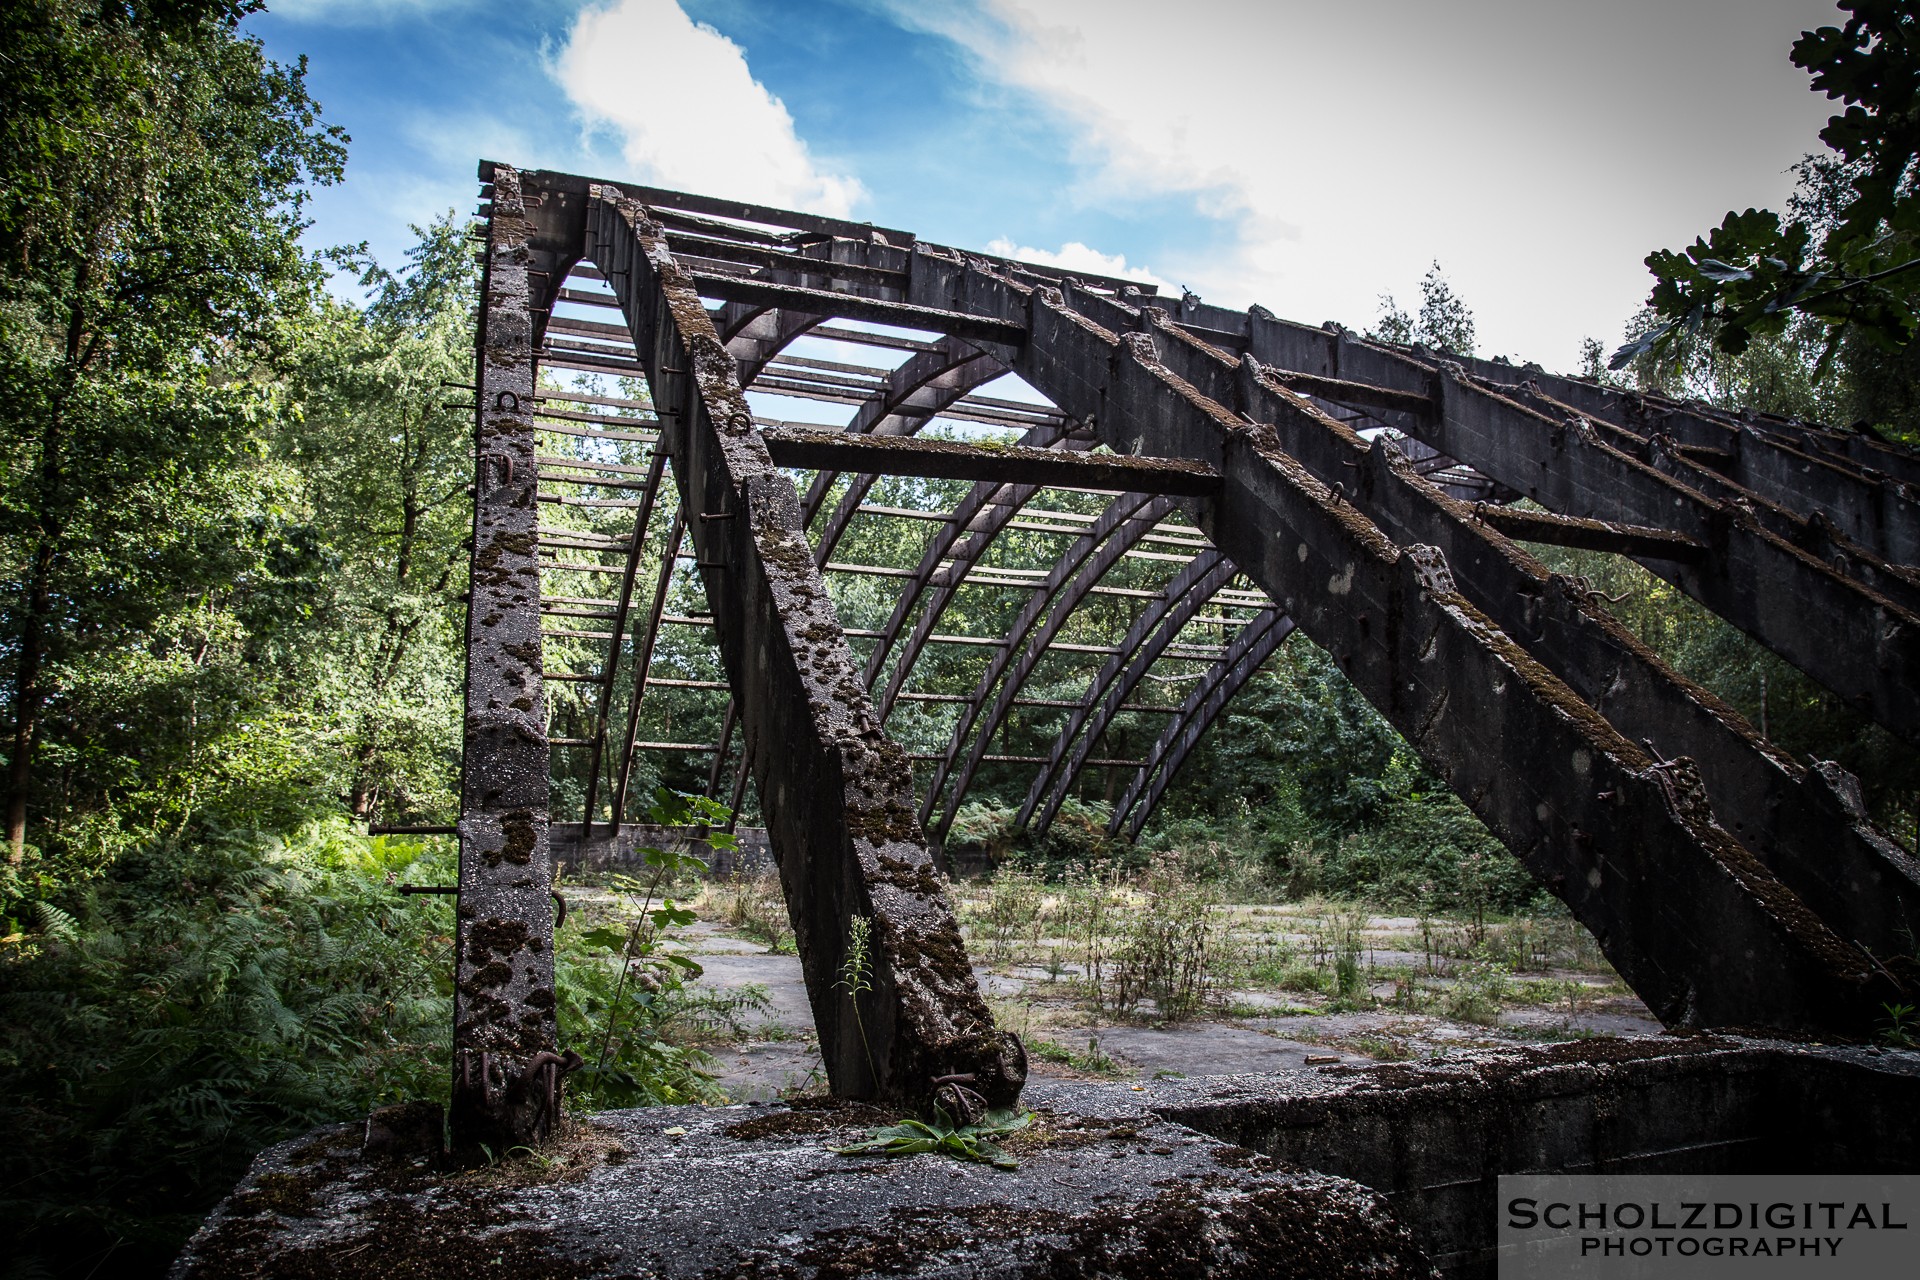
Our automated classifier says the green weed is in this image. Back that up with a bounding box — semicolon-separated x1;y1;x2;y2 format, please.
834;1105;1034;1170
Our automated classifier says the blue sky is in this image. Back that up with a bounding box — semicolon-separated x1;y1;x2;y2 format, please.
252;0;1847;371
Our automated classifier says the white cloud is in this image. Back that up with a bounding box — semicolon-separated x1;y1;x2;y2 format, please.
554;0;865;217
880;0;1842;370
982;238;1172;291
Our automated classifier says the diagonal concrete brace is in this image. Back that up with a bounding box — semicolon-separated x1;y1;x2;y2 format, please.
585;190;1026;1107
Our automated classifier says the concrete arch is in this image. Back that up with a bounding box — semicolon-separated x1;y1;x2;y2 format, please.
1112;610;1297;841
925;495;1178;837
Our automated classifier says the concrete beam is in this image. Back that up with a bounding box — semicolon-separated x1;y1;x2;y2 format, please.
1111;302;1920;971
913;252;1889;1034
452;165;563;1151
686;272;1027;351
761;427;1222;495
1470;505;1708;562
1223;315;1920;744
585;187;1026;1108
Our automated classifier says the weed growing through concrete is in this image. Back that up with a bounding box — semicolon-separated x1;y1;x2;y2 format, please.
561;787;765;1107
943;857;1637;1059
1028;1034;1123;1076
704;867;794;953
974;865;1044;963
837;913;878;1085
833;1104;1033;1170
1110;853;1216;1018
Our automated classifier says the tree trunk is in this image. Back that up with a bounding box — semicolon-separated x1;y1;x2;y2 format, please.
6;546;50;864
10;281;91;861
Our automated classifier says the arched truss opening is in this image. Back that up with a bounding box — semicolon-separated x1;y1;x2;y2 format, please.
521;186;1920;893
533;245;1312;848
471;165;1920;1087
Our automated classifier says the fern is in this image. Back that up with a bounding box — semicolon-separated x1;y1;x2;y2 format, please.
0;820;457;1274
32;900;79;942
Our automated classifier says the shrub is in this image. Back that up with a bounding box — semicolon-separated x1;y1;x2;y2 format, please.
0;788;748;1277
561;789;764;1109
703;866;794;953
946;798;1129;878
1316;793;1542;913
0;822;455;1276
972;864;1045;963
1109;854;1217;1020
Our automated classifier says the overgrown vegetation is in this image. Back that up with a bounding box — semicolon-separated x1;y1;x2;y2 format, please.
559;788;763;1111
1;3;1917;1276
0;824;454;1275
0;11;743;1267
704;865;797;953
958;848;1615;1036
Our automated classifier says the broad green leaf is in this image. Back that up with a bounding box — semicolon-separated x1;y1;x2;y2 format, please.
580;926;629;954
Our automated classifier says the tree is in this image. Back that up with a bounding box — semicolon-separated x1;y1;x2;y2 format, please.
1618;2;1919;386
0;0;346;863
1369;262;1477;356
1609;306;1845;423
282;218;476;822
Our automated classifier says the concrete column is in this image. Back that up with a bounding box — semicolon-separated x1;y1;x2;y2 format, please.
451;165;561;1151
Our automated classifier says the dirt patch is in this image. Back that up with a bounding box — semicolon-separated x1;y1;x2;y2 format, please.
723;1109;844;1141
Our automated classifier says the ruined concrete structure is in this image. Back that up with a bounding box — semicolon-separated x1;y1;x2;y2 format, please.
451;161;1920;1148
176;1039;1920;1278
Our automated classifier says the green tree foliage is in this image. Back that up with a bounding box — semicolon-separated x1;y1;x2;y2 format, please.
1620;1;1920;438
1369;262;1477;356
0;9;489;1273
1142;638;1537;913
0;0;348;867
278;219;477;823
1605;304;1846;424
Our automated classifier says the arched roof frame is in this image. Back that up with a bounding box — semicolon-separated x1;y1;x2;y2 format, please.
918;492;1175;833
1018;549;1233;831
1112;609;1298;841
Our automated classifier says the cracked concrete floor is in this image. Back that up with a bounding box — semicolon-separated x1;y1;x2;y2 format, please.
673;916;1662;1101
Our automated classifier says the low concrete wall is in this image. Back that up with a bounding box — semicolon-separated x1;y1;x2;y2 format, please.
173;1038;1920;1278
175;1098;1431;1278
549;823;775;879
1092;1037;1920;1276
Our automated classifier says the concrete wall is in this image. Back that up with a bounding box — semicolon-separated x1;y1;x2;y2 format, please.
1112;1039;1920;1277
549;824;775;880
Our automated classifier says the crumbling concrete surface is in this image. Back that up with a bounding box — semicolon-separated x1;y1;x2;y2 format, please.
171;1099;1429;1279
172;1039;1920;1279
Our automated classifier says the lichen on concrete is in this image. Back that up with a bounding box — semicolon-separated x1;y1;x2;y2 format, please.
174;1088;1433;1279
